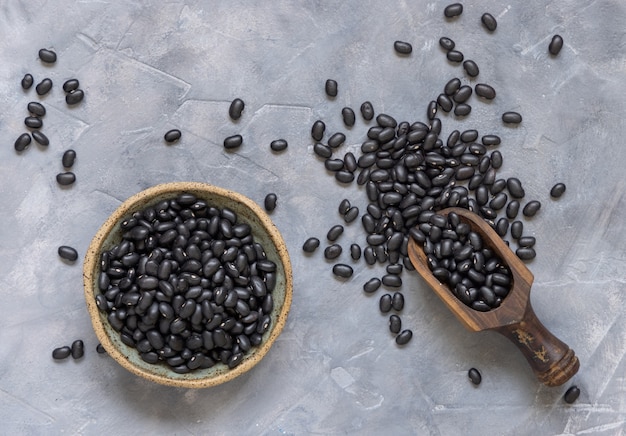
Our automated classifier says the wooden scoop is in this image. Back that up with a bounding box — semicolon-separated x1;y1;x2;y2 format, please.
407;207;579;386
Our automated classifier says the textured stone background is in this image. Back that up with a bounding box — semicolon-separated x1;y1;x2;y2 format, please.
0;1;624;434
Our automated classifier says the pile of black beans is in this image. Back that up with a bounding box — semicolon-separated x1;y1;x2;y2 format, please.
95;193;277;373
411;211;512;311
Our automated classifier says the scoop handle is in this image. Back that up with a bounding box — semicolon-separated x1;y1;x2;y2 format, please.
494;301;579;386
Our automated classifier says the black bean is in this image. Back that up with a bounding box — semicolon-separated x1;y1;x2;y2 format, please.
463;60;479;77
21;73;34;89
38;48;57;63
439;37;455;51
163;129;181;143
31;130;49;146
338;199;351;215
341;107;356;127
379;294;392;313
25;116;43;129
391;292;404;311
437;93;453;112
313;143;332;158
511;221;523;240
52;346;71;360
62;149;77;168
506;200;520;219
360;101;374;121
58;245;78;261
453;86;472;104
324;244;343;260
332;263;353;278
495;218;509;237
382;274;402;288
344;206;359;223
268;139;288;152
481;13;497;31
335;170;354;183
507;178;525;199
523;200;541;217
490;192;508;210
27;101;46;116
14;133;32;152
71;339;85;359
395;329;412;345
444;78;461;96
563;385;580;404
516;247;536;260
325;79;338;97
468;367;482;385
444;3;463;17
66;89;85;105
502;111;522;124
264;193;277;212
229;98;245;120
327;225;344;241
550;183;566;198
394;40;412;55
427;100;438;120
447;50;464;63
56;172;76;186
311;120;326;141
459;129;478;143
96;343;106;354
349;244;361;260
454;104;471;117
224;134;243;150
363;277;381;293
388;315;402;334
328;132;346;148
549;35;564;56
518;236;536;248
475;83;496;100
63;79;80;93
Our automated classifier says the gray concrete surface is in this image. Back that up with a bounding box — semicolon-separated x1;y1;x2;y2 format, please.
1;1;625;435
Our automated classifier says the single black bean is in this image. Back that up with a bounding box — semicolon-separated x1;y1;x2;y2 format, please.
311;120;326;141
328;132;346;148
463;60;479;77
511;220;523;240
56;172;76;186
327;224;344;241
516;247;536;260
506;200;520;219
439;37;455;51
459;129;478;143
164;129;181;143
454;104;471;116
444;3;463;17
550;183;566;198
495;218;509;237
96;343;106;354
335;170;354;183
338;199;351;215
468;367;482;385
344;206;359;223
382;274;402;288
21;73;34;89
264;193;277;212
229;98;245;120
71;339;84;359
224;134;243;149
376;113;397;128
324;244;343;260
302;237;320;253
269;138;288;152
453;86;472;103
52;346;71;360
25;116;43;129
364;277;381;293
549;35;564;56
27;101;46;116
444;78;461;96
341;107;356;127
313;143;332;158
502;111;522;124
332;263;353;278
66;89;85;105
360;101;374;121
481;13;497;31
350;243;361;260
391;292;404;311
389;315;402;334
394;40;412;55
563;385;580;404
427;100;438;120
438;93;453;112
62;149;77;168
325;79;338;97
523;200;541;217
32;130;49;146
379;294;392;313
38;48;57;63
58;245;78;261
395;329;412;345
507;178;525;199
475;84;496;101
14;133;32;152
518;236;536;248
63;79;80;93
447;50;464;63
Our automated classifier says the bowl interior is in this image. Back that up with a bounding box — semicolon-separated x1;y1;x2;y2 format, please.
83;182;292;388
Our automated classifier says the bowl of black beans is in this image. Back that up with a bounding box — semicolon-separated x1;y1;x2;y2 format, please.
83;182;293;388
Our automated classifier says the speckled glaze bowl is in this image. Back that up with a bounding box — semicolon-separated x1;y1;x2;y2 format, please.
83;182;292;388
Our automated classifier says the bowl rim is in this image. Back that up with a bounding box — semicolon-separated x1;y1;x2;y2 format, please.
83;181;293;388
